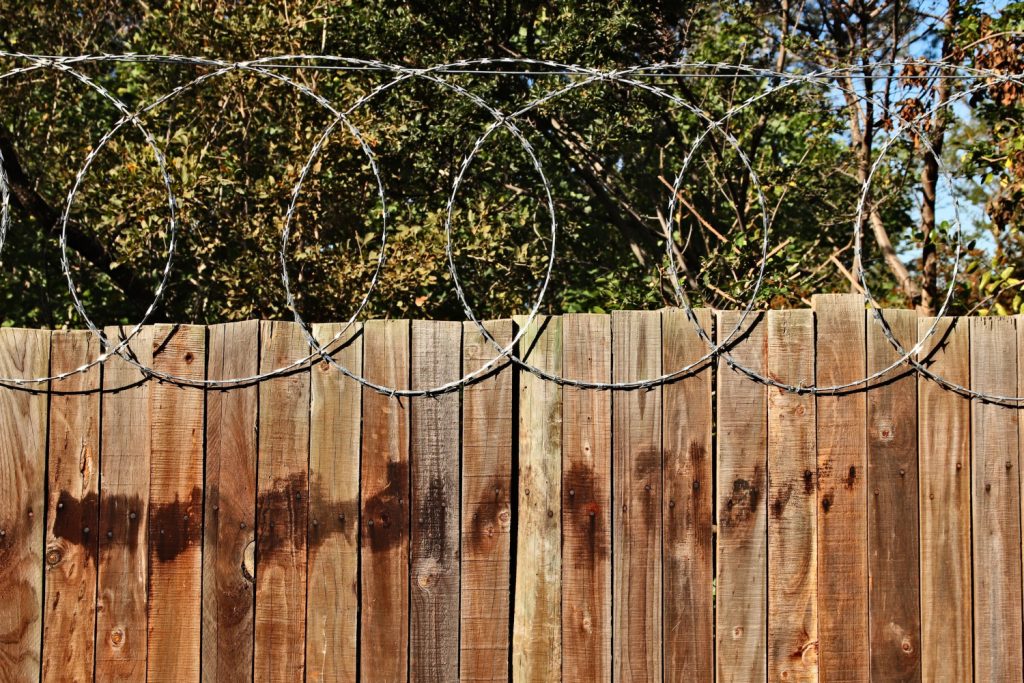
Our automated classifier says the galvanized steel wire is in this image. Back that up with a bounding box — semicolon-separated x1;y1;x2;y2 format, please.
0;53;1022;400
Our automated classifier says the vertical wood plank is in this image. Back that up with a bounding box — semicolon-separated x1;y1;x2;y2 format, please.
766;309;817;683
42;331;99;681
715;311;767;683
460;320;513;682
866;309;921;681
812;294;868;683
96;326;153;681
512;314;562;683
611;309;661;682
661;308;713;681
203;321;259;683
561;314;612;682
306;323;362;683
147;324;206;681
410;320;462;683
0;329;49;681
970;316;1022;680
360;319;411;682
254;321;310;682
918;317;971;681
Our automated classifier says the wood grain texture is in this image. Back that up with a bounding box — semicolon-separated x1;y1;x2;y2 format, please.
611;310;662;683
766;309;817;683
254;321;310;682
96;326;153;681
812;294;867;683
866;309;921;681
715;311;767;683
513;314;562;683
147;324;206;681
360;319;411;683
306;323;361;683
460;320;513;682
203;321;259;683
410;320;462;683
661;308;713;681
970;316;1022;681
561;314;611;682
0;328;49;682
42;330;99;682
917;317;971;682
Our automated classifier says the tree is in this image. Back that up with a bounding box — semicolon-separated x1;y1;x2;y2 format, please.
0;0;1017;326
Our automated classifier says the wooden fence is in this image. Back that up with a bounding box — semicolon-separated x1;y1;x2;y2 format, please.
0;293;1019;681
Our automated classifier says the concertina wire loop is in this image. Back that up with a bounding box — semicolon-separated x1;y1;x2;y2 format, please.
0;53;1021;401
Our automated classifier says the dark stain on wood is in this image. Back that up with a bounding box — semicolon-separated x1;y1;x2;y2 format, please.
803;469;815;494
256;472;308;556
720;467;762;528
844;465;858;489
466;477;509;554
308;483;358;553
772;483;794;519
634;446;660;525
564;461;608;561
417;477;449;560
821;494;833;514
151;486;204;562
99;493;145;554
363;460;409;553
51;490;100;564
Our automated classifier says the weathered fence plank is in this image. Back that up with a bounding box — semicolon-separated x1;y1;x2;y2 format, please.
203;320;259;683
460;320;514;682
561;313;612;682
9;308;1024;681
970;316;1023;681
411;320;462;683
766;309;817;683
306;322;362;683
96;326;153;681
254;321;310;682
812;293;868;683
866;309;921;681
662;308;714;681
42;330;99;681
361;319;411;682
917;317;972;682
148;324;206;682
0;329;49;681
715;310;767;683
513;314;562;683
612;310;662;682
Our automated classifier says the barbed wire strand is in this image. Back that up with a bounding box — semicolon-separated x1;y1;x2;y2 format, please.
0;54;1023;401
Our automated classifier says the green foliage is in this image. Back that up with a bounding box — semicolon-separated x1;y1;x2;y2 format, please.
0;0;1015;325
